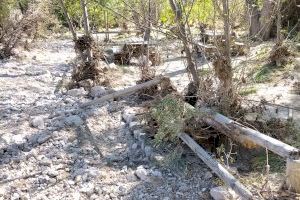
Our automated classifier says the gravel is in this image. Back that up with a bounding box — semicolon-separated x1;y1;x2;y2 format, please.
0;38;214;200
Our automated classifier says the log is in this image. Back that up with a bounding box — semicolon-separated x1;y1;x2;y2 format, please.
198;107;300;159
80;67;197;108
179;132;253;199
80;77;164;108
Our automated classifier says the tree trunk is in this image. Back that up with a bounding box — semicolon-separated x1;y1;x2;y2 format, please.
58;0;77;41
143;0;151;42
168;0;200;87
222;0;231;61
245;0;260;38
80;0;92;62
80;0;90;36
276;0;282;44
260;0;275;40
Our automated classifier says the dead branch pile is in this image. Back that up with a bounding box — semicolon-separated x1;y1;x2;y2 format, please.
148;94;220;151
212;55;240;113
0;1;58;59
69;61;109;89
0;9;40;59
70;36;109;89
136;54;158;99
269;43;290;66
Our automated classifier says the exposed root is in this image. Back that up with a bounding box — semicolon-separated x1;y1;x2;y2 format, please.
69;61;109;89
212;55;240;114
184;82;198;106
269;43;290;66
70;36;109;89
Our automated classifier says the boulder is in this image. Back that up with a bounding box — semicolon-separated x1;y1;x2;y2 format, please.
67;87;87;97
31;116;45;129
210;186;237;200
135;165;148;180
90;86;106;98
64;115;83;126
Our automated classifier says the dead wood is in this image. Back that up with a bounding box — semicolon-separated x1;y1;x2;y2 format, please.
269;43;290;66
179;132;253;199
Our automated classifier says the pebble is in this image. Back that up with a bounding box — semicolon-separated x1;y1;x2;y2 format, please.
80;182;95;196
31;116;45;129
204;171;213;180
135;165;148;181
210;186;231;200
67;87;88;97
90;86;106;98
64;115;83;126
131;143;138;150
144;146;152;157
47;169;59;177
150;170;162;178
11;134;26;144
37;133;52;144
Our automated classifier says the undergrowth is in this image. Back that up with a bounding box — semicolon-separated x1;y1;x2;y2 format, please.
150;95;195;146
251;153;285;173
159;145;187;173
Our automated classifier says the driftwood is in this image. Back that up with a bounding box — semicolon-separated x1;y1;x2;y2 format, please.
179;132;253;199
193;106;300;193
81;76;164;107
81;67;196;108
197;107;300;159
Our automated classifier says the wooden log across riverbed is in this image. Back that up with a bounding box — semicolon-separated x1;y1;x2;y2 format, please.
196;107;300;159
179;132;253;199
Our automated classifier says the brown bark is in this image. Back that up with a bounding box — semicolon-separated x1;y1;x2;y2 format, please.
245;0;260;38
168;0;200;87
276;0;282;44
222;0;231;61
58;0;77;41
80;0;92;62
260;0;276;40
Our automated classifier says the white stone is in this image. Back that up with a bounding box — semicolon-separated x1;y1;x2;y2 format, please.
67;87;87;97
64;115;83;126
80;182;95;196
210;186;233;200
204;171;213;180
47;169;59;177
11;192;20;200
31;116;45;129
122;113;136;123
151;170;162;177
90;86;106;98
135;165;148;181
131;143;138;150
144;146;152;157
108;63;117;69
11;134;26;144
129;121;140;129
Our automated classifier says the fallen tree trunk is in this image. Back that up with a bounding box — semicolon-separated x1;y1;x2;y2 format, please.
81;67;195;108
197;107;300;160
192;106;300;193
80;76;164;107
179;132;253;199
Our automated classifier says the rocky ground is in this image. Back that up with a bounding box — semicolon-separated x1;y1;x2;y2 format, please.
0;38;216;200
1;35;299;200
